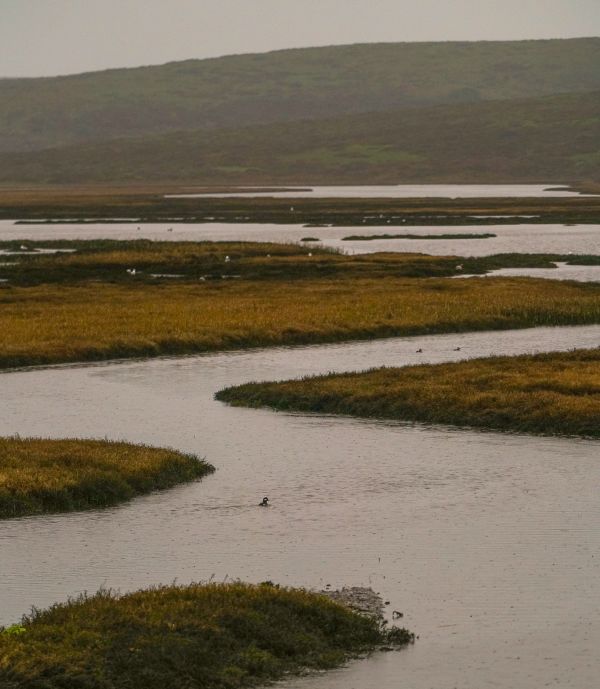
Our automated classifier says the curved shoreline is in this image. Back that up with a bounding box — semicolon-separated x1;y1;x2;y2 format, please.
0;437;214;519
2;322;600;688
216;347;600;439
0;582;413;688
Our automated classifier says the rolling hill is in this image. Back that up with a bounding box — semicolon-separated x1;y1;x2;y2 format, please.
1;90;597;184
1;38;599;153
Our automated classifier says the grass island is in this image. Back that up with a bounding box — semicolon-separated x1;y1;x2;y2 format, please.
0;437;213;519
342;232;496;240
216;348;600;438
0;582;413;689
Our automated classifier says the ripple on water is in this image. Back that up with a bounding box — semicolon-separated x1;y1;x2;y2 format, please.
1;325;600;688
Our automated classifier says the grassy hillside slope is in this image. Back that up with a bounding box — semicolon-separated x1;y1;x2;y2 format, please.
1;38;598;152
2;90;597;184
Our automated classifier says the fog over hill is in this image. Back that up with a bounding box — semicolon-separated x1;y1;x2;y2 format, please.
1;90;598;184
1;38;599;154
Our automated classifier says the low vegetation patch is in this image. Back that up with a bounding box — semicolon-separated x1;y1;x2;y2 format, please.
0;582;413;688
2;240;600;288
342;232;496;240
216;349;600;437
0;239;464;285
0;437;213;518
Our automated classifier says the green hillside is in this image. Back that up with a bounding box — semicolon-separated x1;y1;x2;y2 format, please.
1;38;599;153
2;90;597;184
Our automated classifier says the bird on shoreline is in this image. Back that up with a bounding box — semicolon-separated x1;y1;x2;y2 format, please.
259;497;269;507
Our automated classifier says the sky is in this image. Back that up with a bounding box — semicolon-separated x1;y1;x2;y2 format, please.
1;0;599;77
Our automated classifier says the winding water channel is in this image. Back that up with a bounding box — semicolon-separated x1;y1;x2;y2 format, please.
2;325;600;688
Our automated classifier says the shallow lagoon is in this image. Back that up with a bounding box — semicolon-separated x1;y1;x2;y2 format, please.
3;219;600;282
165;183;593;199
3;220;600;258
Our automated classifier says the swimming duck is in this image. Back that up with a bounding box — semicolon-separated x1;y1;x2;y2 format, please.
259;497;269;507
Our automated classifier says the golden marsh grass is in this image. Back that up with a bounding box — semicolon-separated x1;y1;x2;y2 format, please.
0;437;213;518
217;348;600;437
2;277;600;368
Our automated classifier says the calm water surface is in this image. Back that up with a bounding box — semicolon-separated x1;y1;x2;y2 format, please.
2;325;600;688
456;262;600;283
165;184;592;198
3;220;600;283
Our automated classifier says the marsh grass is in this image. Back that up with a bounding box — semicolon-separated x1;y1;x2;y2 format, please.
342;233;496;240
2;187;600;227
0;438;213;518
3;277;600;369
3;241;600;368
0;582;412;688
0;239;466;286
3;240;600;289
216;349;600;437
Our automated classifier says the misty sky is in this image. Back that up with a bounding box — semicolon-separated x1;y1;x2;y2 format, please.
1;0;599;77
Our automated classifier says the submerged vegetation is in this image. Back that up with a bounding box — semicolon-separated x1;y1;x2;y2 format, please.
0;582;413;688
216;348;600;437
0;438;213;518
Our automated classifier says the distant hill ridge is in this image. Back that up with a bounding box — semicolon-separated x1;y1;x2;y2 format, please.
2;89;598;184
1;38;599;153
